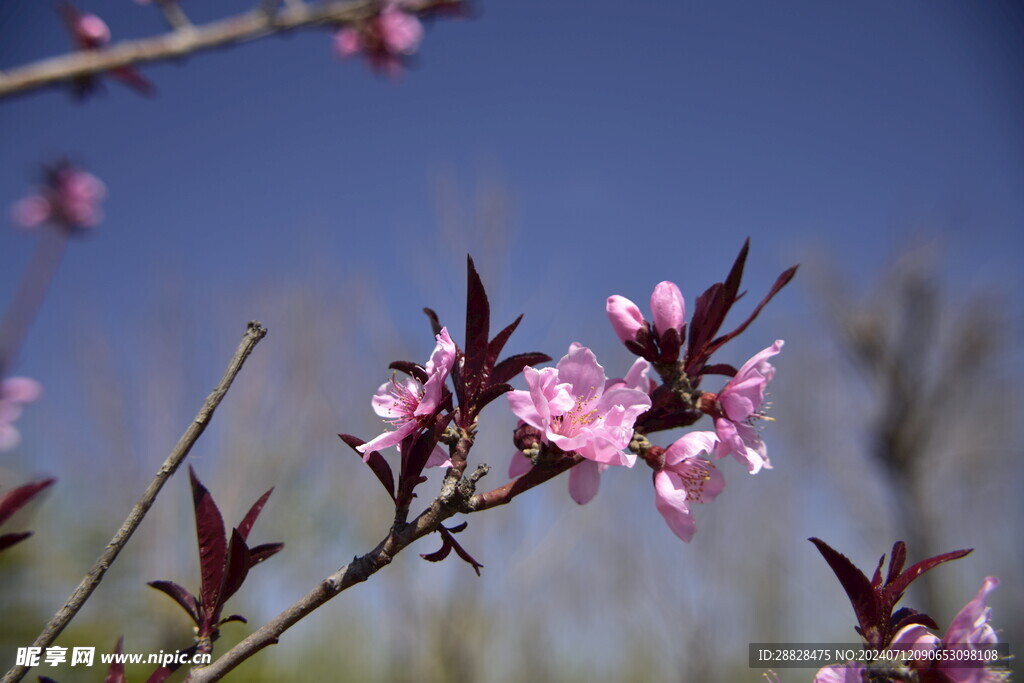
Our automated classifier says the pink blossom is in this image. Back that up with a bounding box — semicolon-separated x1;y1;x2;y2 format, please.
75;13;111;46
891;577;1005;682
606;295;644;342
357;328;456;457
334;3;424;75
508;343;651;476
650;280;685;336
710;340;783;474
653;431;724;542
816;578;1006;683
0;377;43;451
11;165;106;232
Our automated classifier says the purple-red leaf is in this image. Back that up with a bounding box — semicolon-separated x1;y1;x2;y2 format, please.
339;434;395;501
189;466;227;622
476;383;513;411
248;542;285;567
219;613;248;625
442;526;484;576
492;353;551;385
701;265;797;362
658;327;682;363
486;314;523;369
0;478;55;525
463;255;491;392
420;538;453;563
423;307;443;336
0;531;32;552
147;580;200;626
104;636;126;683
388;360;428;384
809;537;882;644
885;541;907;587
221;528;251;604
237;488;274;543
884;547;972;607
701;363;738;377
890;607;939;634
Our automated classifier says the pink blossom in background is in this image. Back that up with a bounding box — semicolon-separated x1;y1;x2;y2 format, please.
11;165;106;232
653;431;724;542
334;3;424;75
710;339;783;474
0;377;43;451
812;662;865;683
75;13;111;46
507;345;651;504
357;327;456;456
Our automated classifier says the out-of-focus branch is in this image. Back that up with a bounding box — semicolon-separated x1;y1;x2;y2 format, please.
0;0;462;100
0;231;67;379
2;322;268;683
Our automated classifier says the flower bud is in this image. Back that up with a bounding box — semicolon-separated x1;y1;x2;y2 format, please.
606;295;644;342
650;281;685;336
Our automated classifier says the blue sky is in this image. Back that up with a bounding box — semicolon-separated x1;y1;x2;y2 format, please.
1;1;1022;675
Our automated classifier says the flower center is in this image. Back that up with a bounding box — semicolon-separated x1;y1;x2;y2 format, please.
554;389;599;435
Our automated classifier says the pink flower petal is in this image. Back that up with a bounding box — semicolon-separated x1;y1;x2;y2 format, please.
508;450;532;478
653;470;698;542
568;459;601;505
664;431;719;467
1;377;43;404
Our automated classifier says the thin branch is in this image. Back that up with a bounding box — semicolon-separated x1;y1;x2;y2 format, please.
187;453;579;682
2;321;268;683
0;0;463;100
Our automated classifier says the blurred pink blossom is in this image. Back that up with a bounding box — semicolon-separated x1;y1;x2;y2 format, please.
708;340;783;474
75;13;111;46
357;328;456;456
11;165;106;232
334;3;424;75
0;377;43;451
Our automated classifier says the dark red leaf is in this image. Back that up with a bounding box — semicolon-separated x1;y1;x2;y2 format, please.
0;531;32;552
475;383;512;411
0;478;55;525
701;363;737;377
39;678;59;683
890;607;939;634
388;360;428;384
220;528;251;604
486;314;523;369
446;521;468;533
492;353;551;385
339;434;395;501
248;542;284;567
219;614;248;625
423;307;443;336
463;255;491;392
420;537;453;563
885;541;907;587
700;265;797;363
809;537;883;645
871;552;886;589
884;547;972;607
237;488;273;543
442;526;484;576
104;635;126;683
147;580;200;626
189;466;227;622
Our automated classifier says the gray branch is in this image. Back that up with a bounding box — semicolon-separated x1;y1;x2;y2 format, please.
2;321;268;683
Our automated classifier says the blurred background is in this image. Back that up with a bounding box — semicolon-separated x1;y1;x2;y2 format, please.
1;1;1022;680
